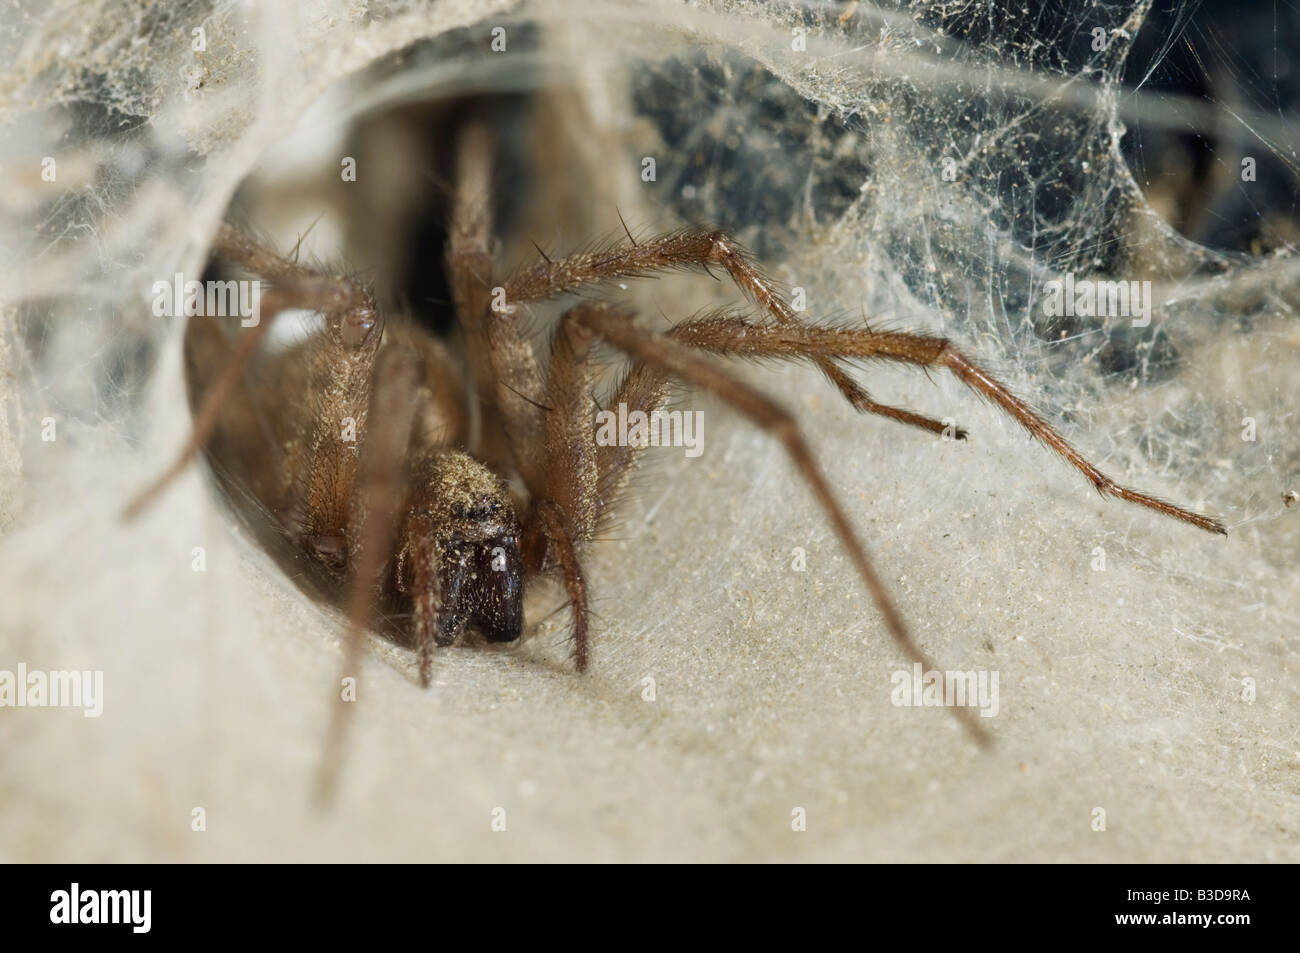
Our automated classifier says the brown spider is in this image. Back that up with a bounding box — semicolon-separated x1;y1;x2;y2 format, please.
124;123;1224;799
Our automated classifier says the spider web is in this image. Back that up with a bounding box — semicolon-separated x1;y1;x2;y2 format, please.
0;0;1295;862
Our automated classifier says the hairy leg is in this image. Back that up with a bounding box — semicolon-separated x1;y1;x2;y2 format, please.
594;358;672;506
662;315;1226;534
122;224;397;802
541;305;608;541
446;123;549;493
523;304;639;669
503;228;966;439
315;346;421;805
529;499;590;672
568;306;993;746
123;266;378;520
210;223;329;281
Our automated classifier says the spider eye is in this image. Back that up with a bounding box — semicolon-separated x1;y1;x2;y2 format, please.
451;500;501;521
341;307;379;347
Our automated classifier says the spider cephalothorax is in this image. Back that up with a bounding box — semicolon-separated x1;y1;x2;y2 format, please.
126;120;1224;800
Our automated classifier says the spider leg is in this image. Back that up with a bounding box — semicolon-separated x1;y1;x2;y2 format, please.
594;346;962;505
529;499;590;672
567;305;993;746
591;327;962;519
514;305;612;669
501;227;968;439
594;357;672;506
122;270;376;520
211;223;329;281
315;345;421;805
542;306;605;541
841;397;967;439
404;516;439;684
447;123;549;492
662;315;1227;535
181;314;287;504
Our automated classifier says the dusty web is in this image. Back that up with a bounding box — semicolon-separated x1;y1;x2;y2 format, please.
3;0;1290;524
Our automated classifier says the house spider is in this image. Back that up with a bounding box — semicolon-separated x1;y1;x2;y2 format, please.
124;123;1225;799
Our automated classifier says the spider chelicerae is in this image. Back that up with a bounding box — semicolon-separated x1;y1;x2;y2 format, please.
125;122;1224;796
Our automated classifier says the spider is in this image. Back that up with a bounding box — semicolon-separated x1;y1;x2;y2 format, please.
124;122;1225;799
